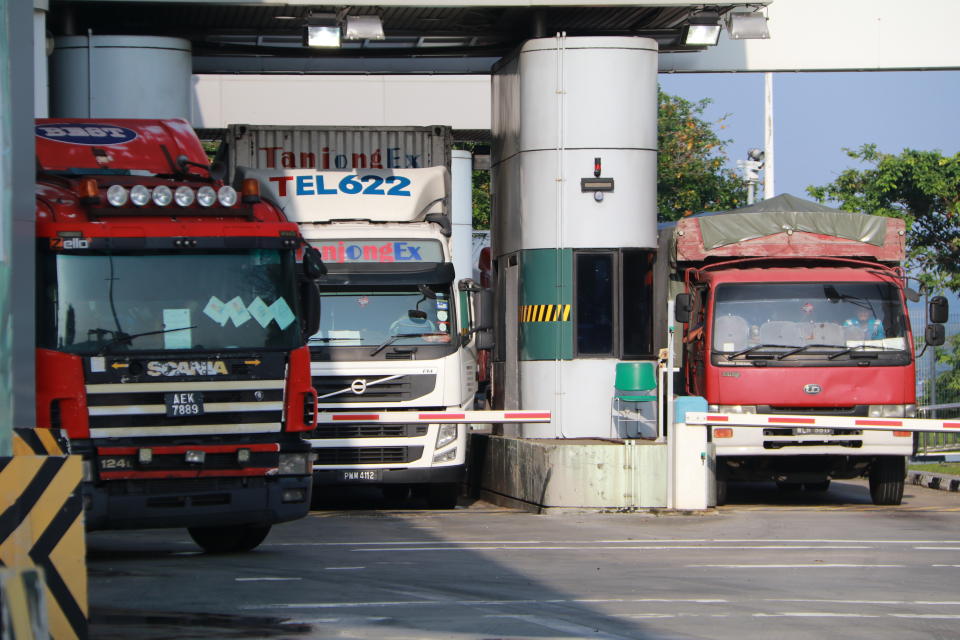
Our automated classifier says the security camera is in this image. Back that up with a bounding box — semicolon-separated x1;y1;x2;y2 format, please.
747;148;764;162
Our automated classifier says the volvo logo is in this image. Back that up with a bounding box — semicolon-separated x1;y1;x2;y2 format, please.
350;379;368;394
803;383;822;395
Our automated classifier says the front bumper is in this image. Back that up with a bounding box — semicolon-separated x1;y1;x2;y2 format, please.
313;464;465;486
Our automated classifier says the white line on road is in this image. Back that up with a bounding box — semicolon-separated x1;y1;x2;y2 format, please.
914;546;960;550
690;564;905;568
268;538;960;547
324;567;366;571
234;577;302;582
240;597;729;611
755;613;883;618
351;545;872;552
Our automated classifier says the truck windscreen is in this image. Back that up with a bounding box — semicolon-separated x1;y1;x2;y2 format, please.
310;286;454;348
40;249;301;354
711;281;908;356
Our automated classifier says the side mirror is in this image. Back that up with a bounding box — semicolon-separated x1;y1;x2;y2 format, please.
303;246;326;280
300;281;321;338
926;323;946;347
929;295;949;324
675;293;692;324
475;329;494;351
474;289;494;331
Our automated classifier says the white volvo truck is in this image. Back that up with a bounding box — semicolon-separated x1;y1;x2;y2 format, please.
244;166;496;507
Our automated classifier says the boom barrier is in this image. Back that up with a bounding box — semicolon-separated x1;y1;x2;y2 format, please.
684;412;960;434
317;410;552;425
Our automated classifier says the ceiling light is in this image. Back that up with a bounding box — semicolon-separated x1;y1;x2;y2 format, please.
304;14;341;48
726;11;770;39
681;11;722;47
344;15;384;41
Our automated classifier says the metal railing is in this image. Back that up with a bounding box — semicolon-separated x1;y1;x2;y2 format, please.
913;297;960;454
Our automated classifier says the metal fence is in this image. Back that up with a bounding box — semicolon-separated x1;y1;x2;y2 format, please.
912;295;960;454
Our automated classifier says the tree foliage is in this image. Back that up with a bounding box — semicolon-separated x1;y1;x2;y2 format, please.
807;145;960;292
657;90;748;221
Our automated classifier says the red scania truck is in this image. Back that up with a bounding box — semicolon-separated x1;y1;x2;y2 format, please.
669;195;947;505
34;119;323;552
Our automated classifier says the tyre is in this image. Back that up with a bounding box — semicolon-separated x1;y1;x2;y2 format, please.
715;478;728;506
804;479;831;493
869;456;906;506
187;524;271;554
426;483;460;509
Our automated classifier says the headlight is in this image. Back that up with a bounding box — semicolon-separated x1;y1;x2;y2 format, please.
152;184;173;207
708;405;756;414
197;185;217;207
129;184;151;207
436;424;458;449
868;405;907;418
106;185;128;207
433;448;457;464
278;452;311;476
217;185;238;207
174;186;195;207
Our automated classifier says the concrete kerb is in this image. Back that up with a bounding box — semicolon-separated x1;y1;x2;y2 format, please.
908;454;960;492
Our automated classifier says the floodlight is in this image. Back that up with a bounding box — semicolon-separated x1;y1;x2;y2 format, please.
726;11;770;40
681;11;721;47
344;15;385;41
304;14;341;48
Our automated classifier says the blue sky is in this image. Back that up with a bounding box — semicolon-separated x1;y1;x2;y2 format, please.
658;70;960;203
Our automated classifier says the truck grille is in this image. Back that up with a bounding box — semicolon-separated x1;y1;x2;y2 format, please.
314;374;436;405
313;447;423;465
85;379;286;438
310;424;429;439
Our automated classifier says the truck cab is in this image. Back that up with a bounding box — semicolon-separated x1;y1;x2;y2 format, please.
34;119;321;552
246;166;485;508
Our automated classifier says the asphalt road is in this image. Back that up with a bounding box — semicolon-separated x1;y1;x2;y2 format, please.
87;480;960;640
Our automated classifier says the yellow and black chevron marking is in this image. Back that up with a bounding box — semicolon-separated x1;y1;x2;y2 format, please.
13;428;68;456
0;456;88;640
0;566;46;639
520;304;571;323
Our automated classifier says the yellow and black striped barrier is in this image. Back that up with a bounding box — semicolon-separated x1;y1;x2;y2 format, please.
1;428;87;640
519;304;571;323
12;428;67;457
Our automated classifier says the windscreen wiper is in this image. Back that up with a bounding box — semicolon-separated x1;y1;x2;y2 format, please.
724;344;801;359
775;344;847;360
98;325;197;355
369;333;428;357
827;344;883;360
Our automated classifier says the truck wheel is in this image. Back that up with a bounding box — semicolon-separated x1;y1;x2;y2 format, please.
804;479;831;493
869;456;906;505
426;483;460;509
715;478;728;506
188;524;272;553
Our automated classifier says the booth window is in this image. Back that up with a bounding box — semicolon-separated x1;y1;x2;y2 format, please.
574;249;654;358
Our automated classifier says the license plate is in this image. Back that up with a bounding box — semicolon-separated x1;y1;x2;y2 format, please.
795;427;832;435
341;470;382;482
164;391;204;417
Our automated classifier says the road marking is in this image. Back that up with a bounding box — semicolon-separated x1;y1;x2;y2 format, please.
241;597;730;611
352;545;873;552
486;614;634;640
324;566;366;571
755;612;883;618
269;537;960;547
915;546;960;550
234;577;302;582
690;564;905;568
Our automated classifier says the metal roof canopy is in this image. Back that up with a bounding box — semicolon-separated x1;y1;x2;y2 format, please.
48;1;766;74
